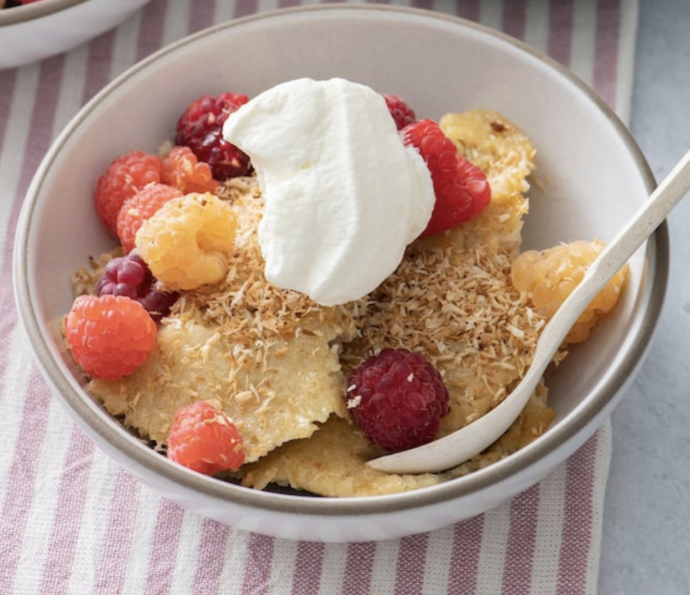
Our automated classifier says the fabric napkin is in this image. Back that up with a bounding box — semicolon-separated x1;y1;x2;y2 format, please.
0;0;638;593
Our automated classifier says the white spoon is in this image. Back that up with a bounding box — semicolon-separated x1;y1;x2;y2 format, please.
368;147;690;475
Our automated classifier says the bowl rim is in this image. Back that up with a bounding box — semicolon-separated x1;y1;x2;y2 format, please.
0;0;90;27
13;3;669;518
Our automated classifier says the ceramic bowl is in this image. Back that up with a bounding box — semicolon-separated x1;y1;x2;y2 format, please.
0;0;153;69
13;5;668;542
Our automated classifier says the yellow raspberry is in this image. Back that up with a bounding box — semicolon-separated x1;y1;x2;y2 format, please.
135;192;237;291
511;240;628;344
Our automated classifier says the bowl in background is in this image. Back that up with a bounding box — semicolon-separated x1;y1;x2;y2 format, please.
0;0;153;69
13;5;668;542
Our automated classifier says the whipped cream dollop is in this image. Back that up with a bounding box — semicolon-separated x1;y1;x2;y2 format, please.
222;77;434;306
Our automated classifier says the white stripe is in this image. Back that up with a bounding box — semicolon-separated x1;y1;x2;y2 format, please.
615;0;639;123
0;65;39;273
216;529;251;595
570;0;597;87
530;464;567;594
10;400;75;595
0;328;35;512
524;0;550;53
368;541;399;595
213;0;237;23
268;537;299;591
161;0;192;46
167;511;205;594
64;457;121;595
584;423;613;595
109;7;144;80
316;543;349;595
422;525;456;595
119;491;162;594
257;0;281;13
52;47;88;134
478;0;504;32
474;502;511;593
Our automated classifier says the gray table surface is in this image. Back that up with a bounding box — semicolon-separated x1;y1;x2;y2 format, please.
600;0;690;593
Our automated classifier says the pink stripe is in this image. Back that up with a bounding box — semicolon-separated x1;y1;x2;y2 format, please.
143;499;185;594
191;519;230;595
234;0;258;18
501;484;540;594
0;70;17;385
241;533;275;595
557;433;599;595
188;0;216;33
0;369;52;592
394;533;429;594
136;0;167;61
36;430;95;595
82;30;116;104
547;0;574;66
0;52;65;592
341;542;376;595
291;542;325;595
455;0;481;22
94;470;142;593
502;0;528;40
446;515;484;594
593;0;621;108
0;70;16;146
0;54;65;371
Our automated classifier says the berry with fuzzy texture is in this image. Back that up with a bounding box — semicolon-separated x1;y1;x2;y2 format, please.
383;94;416;130
135;192;238;291
511;240;628;344
96;251;179;321
95;151;163;236
117;183;183;253
346;348;449;452
175;92;251;181
161;145;220;194
64;294;157;380
401;119;491;238
167;401;245;475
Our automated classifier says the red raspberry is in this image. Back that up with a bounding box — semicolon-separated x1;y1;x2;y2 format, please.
161;145;220;194
346;348;449;452
95;151;163;236
175;92;251;181
383;94;416;130
401;119;491;238
117;183;183;253
64;295;157;380
167;401;245;475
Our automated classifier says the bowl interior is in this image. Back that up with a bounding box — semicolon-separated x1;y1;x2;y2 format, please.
17;6;660;502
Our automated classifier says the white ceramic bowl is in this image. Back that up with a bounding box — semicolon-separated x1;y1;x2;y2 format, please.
0;0;153;69
13;5;667;542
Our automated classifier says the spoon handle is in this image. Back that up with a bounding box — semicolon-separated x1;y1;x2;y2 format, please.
368;147;690;475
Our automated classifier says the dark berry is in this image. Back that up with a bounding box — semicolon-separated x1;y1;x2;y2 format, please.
175;92;252;181
96;251;178;321
346;348;449;452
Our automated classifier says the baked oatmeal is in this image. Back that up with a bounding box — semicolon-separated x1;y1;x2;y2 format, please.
64;80;627;497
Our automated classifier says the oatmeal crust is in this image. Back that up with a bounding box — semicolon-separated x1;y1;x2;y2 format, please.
77;108;557;496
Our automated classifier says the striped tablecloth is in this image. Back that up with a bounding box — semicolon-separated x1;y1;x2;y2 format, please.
0;1;638;593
